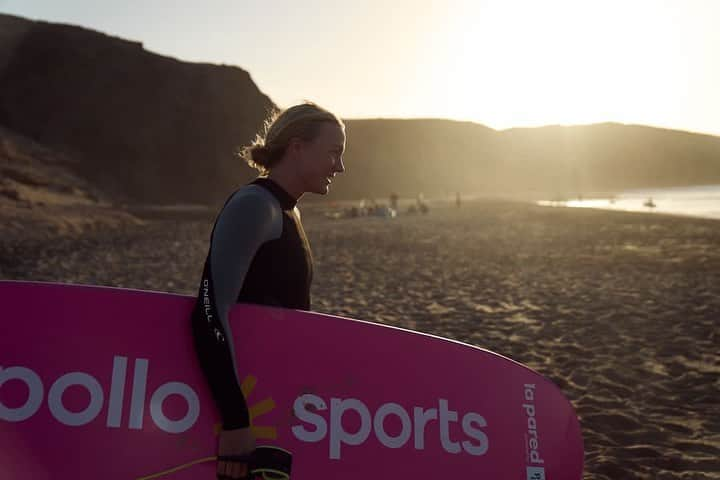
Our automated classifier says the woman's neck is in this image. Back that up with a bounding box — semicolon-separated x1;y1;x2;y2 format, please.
266;168;304;203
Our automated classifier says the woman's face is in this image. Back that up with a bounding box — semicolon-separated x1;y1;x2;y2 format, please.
297;122;346;195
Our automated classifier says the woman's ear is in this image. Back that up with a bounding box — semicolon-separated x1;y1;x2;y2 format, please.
287;137;304;157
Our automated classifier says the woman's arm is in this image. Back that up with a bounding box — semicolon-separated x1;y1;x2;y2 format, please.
191;188;282;429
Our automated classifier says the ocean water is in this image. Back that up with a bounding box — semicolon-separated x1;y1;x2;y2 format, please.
537;184;720;220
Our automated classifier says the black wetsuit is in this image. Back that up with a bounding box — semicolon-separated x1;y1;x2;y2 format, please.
190;177;313;429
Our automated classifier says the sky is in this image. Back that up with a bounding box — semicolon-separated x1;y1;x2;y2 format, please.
2;0;719;136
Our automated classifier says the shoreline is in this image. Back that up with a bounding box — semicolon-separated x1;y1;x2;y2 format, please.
534;200;720;222
532;184;720;221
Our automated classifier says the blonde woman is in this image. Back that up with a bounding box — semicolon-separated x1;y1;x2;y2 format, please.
190;102;346;479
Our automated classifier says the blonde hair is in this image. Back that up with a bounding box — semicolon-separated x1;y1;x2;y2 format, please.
239;101;345;175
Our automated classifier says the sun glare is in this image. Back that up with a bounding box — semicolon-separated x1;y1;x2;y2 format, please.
422;0;692;129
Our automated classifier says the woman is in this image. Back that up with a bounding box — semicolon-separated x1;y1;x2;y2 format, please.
190;101;346;480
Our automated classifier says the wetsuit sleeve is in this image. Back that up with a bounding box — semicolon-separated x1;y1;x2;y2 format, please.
191;191;281;430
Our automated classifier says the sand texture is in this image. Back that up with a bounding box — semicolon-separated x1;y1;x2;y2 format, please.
2;199;719;479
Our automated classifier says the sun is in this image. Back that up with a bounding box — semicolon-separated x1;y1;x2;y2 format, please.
420;0;683;129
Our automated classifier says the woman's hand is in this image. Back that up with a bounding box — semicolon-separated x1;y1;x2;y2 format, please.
216;426;256;479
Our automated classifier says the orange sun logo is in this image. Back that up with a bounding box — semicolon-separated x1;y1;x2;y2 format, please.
228;374;277;439
137;374;279;480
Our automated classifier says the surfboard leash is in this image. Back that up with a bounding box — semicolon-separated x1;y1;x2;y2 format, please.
136;445;292;480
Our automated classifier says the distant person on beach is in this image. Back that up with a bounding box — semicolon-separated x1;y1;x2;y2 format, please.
417;192;429;214
189;102;346;480
390;192;398;210
455;191;462;208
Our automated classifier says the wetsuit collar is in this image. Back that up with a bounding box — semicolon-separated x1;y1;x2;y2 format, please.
251;177;298;210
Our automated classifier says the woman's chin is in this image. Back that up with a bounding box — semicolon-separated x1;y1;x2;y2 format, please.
314;181;330;195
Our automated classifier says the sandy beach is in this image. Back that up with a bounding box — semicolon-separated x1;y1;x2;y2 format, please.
1;198;718;479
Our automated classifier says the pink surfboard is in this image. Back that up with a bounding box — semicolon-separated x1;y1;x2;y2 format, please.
0;281;583;479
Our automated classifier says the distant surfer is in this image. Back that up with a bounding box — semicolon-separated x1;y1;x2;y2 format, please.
189;102;346;479
390;192;399;211
417;192;429;214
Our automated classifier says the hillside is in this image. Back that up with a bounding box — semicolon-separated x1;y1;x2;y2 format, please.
1;13;719;206
0;13;274;205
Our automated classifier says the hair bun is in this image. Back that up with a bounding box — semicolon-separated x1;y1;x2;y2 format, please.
250;144;270;167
